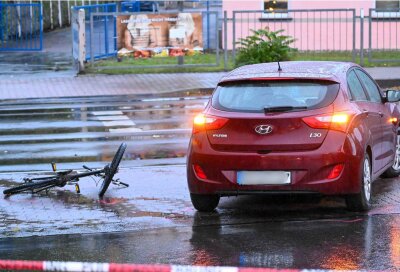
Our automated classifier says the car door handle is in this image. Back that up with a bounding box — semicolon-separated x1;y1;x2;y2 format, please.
379;112;384;117
362;109;369;116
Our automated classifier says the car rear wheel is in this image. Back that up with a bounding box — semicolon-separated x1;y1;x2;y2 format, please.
345;153;372;212
381;133;400;178
190;193;220;212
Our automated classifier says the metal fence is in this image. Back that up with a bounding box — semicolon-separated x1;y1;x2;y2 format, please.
74;6;400;71
121;1;159;12
74;3;117;60
88;10;220;70
0;3;42;51
231;9;356;63
368;8;400;63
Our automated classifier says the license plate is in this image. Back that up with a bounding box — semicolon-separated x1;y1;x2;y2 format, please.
237;171;291;185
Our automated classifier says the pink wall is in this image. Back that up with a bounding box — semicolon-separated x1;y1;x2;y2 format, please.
222;0;400;52
223;0;374;17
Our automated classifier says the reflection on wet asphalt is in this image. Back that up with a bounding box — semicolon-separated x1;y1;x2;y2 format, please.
0;92;209;171
1;186;400;270
2;93;400;270
2;165;400;270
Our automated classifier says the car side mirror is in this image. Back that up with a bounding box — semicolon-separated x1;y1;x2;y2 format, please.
384;89;400;103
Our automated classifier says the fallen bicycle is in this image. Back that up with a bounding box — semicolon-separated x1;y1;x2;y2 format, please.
3;143;128;198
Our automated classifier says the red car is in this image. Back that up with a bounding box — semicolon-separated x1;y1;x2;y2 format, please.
187;61;400;212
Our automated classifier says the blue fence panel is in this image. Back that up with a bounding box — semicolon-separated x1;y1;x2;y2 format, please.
121;1;141;12
0;3;42;51
74;3;117;60
121;1;158;12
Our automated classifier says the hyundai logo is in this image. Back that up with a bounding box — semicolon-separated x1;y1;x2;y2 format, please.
255;125;273;135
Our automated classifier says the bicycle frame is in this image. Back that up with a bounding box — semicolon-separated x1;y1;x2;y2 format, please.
4;143;128;197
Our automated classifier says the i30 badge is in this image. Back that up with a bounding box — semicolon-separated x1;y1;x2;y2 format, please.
255;125;273;135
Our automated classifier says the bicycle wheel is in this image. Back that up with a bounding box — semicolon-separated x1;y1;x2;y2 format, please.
3;178;58;196
99;143;127;197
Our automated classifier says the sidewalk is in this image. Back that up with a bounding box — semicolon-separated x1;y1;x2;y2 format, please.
0;67;399;100
0;73;226;100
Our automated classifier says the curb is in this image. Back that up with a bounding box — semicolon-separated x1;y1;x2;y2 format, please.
0;260;328;272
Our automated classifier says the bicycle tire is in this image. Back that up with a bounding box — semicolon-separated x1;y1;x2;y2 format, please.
3;178;58;196
99;143;127;197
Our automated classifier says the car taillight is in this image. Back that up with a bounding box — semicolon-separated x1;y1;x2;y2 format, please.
193;164;207;179
302;112;353;132
192;114;228;134
327;164;345;179
389;117;398;125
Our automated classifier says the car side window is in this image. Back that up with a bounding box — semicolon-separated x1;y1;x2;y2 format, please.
355;70;382;103
347;70;367;101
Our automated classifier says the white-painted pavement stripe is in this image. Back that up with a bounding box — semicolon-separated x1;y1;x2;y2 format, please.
101;120;136;127
96;115;131;121
109;128;143;133
91;111;124;116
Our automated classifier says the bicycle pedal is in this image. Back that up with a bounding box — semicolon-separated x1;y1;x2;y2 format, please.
75;184;81;194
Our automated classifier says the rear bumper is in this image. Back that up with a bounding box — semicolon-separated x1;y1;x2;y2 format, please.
187;131;363;196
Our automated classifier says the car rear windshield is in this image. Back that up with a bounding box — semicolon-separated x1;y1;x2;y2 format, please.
212;81;340;113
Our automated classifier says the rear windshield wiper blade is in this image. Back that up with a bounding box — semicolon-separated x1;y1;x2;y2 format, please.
264;106;308;113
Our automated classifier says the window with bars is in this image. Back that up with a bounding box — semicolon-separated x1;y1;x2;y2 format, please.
373;0;400;18
264;0;288;13
376;0;400;10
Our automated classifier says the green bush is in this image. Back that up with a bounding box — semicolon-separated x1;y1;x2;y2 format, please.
235;28;296;67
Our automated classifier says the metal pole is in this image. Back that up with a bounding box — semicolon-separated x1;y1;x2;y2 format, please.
80;9;86;72
215;12;219;67
207;0;210;50
50;0;53;29
232;11;236;64
104;9;109;55
0;5;3;43
90;13;94;66
58;0;62;27
368;8;372;63
352;9;356;63
360;8;364;66
68;0;71;25
177;0;183;65
39;2;43;50
39;0;43;42
223;10;228;71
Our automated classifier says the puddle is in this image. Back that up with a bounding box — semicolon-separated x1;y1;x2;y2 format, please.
0;165;193;237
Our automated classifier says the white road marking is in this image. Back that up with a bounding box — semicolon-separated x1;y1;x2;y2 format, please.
96;115;132;121
91;111;124;116
109;128;143;133
92;110;141;133
101;120;136;127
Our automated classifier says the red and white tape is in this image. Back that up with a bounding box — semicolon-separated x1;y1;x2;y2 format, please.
0;260;323;272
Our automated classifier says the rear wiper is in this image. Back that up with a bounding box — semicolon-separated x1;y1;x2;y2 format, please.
264;106;308;113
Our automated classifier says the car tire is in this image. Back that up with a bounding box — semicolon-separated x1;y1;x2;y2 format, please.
345;153;372;212
190;193;220;212
381;133;400;178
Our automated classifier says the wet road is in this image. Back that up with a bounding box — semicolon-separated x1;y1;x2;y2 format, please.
0;91;209;172
2;93;400;270
1;214;400;270
2;163;400;270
